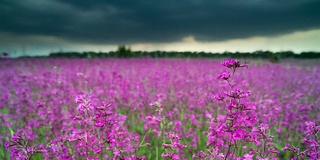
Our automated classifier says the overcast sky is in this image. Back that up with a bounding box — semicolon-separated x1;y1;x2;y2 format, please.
1;0;320;56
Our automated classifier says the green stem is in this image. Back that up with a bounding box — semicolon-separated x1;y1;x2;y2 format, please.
225;144;232;160
156;146;159;160
138;129;151;147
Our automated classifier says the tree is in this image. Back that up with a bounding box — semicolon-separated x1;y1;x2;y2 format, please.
116;45;131;58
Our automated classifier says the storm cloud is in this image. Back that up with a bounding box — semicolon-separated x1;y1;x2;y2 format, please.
1;0;320;45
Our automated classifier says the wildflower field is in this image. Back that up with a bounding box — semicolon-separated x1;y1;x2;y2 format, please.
0;58;319;160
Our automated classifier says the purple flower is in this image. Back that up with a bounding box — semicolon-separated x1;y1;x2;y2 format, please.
217;71;231;80
259;123;269;132
305;121;319;135
214;93;225;101
221;58;247;69
243;154;254;160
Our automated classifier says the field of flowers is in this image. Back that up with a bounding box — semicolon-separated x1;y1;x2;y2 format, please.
0;58;319;160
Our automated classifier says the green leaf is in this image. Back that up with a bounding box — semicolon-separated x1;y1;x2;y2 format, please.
8;127;14;137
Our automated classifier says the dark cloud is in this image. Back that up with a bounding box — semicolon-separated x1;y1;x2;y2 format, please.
0;0;319;44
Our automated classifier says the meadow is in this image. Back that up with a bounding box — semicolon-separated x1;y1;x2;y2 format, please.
0;58;319;160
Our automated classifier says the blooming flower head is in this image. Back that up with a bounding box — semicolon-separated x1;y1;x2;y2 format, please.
221;58;248;72
217;71;231;80
305;121;319;135
243;153;254;160
214;93;225;101
259;123;269;132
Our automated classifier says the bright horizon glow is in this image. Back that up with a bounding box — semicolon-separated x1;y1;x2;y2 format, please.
131;29;320;53
1;28;319;57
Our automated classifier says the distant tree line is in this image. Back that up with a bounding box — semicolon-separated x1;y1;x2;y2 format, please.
48;48;319;60
29;46;320;59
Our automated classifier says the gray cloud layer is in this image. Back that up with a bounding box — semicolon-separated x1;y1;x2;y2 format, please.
1;0;319;44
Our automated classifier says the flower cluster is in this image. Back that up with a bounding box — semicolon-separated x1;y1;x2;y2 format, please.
221;58;248;73
1;58;319;159
162;133;187;160
283;121;319;160
250;123;280;159
71;95;141;159
205;59;280;159
5;132;42;160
